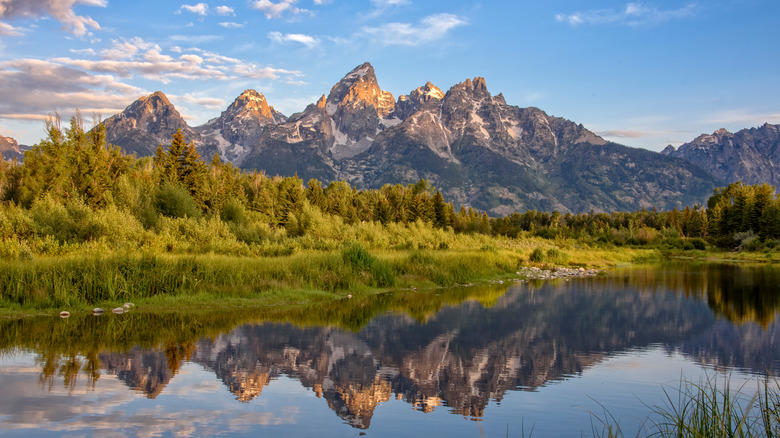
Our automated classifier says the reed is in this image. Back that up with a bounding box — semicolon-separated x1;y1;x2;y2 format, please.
0;245;526;311
592;375;780;437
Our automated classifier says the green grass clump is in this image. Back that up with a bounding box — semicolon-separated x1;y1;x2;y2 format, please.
592;375;780;437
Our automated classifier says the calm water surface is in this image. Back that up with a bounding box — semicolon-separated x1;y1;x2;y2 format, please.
1;262;779;437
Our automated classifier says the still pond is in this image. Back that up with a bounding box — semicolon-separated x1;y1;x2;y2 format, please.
1;262;778;436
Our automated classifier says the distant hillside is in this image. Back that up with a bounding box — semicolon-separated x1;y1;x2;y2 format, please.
662;123;780;188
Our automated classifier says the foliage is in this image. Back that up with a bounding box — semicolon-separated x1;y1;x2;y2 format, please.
7;114;130;208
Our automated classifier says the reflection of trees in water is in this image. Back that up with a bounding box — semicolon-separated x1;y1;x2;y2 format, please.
4;263;780;428
612;263;780;327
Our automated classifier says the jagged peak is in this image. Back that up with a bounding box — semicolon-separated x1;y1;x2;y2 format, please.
410;81;444;101
472;77;488;92
326;62;394;117
342;62;376;82
138;91;172;106
316;94;327;109
713;127;731;136
450;77;491;98
328;63;380;104
226;89;276;119
236;89;267;103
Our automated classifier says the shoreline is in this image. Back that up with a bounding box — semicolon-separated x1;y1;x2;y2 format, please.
0;246;776;320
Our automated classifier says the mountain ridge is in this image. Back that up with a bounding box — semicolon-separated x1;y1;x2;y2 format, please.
0;134;24;161
662;123;780;188
95;62;726;214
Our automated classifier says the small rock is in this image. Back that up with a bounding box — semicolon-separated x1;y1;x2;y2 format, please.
112;307;124;314
59;311;70;318
92;308;104;315
346;294;352;299
123;302;135;309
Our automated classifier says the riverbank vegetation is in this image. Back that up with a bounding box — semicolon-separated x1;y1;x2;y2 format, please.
593;375;780;437
1;116;779;311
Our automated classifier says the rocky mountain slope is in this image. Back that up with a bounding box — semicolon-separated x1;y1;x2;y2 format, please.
662;123;780;188
100;62;724;214
101;91;209;158
195;89;287;166
0;134;24;161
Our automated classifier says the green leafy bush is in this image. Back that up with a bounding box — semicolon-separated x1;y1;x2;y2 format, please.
154;182;201;219
529;248;545;262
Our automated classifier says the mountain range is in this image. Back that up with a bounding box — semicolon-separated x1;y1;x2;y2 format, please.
5;62;779;214
662;123;780;188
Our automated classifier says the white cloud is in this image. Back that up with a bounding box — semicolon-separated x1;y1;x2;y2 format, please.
268;31;318;48
0;58;143;120
218;21;244;29
215;5;235;16
0;0;106;36
361;13;467;46
69;47;96;55
704;110;780;126
169;34;224;44
370;0;409;6
0;36;303;132
556;2;698;27
251;0;310;19
170;93;225;109
0;21;23;36
596;129;687;139
179;3;209;16
45;36;302;85
232;63;302;80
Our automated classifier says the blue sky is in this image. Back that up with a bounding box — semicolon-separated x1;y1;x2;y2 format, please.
0;0;778;151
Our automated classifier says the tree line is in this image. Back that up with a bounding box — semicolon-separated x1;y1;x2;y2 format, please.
0;117;491;241
1;115;779;252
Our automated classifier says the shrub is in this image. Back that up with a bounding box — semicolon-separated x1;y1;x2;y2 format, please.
529;248;545;263
342;242;375;272
689;238;706;250
546;247;569;264
221;197;246;224
341;242;394;287
154;182;201;219
635;227;659;245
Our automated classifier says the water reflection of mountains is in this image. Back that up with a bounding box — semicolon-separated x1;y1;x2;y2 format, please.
6;263;780;429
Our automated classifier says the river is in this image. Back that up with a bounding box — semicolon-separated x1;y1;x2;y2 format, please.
1;262;778;436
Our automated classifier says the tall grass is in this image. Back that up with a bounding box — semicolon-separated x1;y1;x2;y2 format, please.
593;375;780;437
0;245;525;310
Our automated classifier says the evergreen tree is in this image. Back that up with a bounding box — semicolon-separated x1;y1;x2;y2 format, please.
276;176;304;227
375;198;392;224
432;190;449;228
13;114;128;208
305;179;326;210
154;129;207;209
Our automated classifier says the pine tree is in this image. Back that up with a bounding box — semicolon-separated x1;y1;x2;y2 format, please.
276;176;304;227
432;190;448;228
305;179;326;210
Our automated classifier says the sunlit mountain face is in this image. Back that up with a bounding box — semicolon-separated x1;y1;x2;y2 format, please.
98;63;721;215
